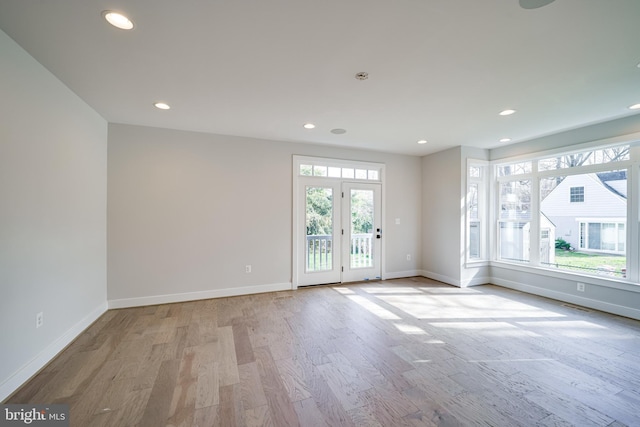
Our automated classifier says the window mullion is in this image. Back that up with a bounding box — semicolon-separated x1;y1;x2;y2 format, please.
628;165;639;281
530;161;541;266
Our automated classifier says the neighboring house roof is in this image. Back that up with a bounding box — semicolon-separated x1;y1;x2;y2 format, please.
597;171;627;198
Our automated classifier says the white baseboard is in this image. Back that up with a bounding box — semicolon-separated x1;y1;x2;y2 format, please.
492;277;640;321
108;282;293;309
383;270;422;280
0;302;108;402
419;270;461;287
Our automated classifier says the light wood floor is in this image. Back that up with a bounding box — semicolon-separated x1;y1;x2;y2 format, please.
7;277;640;426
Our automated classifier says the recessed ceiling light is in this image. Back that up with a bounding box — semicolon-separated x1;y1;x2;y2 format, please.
303;123;316;129
417;140;428;144
629;103;640;110
154;102;170;110
499;109;516;116
331;128;347;134
102;11;134;30
500;138;512;143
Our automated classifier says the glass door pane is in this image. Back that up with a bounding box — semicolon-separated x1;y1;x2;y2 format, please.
350;189;374;268
306;186;333;272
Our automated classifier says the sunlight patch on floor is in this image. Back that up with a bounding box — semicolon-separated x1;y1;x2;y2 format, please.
516;320;615;339
375;294;565;319
346;295;401;320
394;323;428;335
359;287;425;294
332;287;356;294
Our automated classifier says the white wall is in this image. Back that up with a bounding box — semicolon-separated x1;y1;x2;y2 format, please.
421;147;462;285
107;124;422;307
0;30;108;401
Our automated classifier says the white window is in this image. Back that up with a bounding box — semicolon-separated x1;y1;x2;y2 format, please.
498;180;531;263
570;186;584;203
466;160;488;262
578;221;625;253
299;163;381;182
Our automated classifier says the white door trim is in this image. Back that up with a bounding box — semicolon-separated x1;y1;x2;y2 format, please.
292;156;385;288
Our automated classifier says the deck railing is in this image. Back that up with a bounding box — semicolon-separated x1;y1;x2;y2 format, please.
306;233;373;271
350;233;373;268
306;234;332;271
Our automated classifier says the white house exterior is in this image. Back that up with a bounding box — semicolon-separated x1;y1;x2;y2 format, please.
499;214;555;265
541;172;627;254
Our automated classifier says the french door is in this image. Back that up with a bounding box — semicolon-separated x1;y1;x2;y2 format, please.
297;177;381;286
342;182;382;283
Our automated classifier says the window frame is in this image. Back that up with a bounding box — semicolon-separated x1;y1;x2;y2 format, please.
569;186;585;203
466;159;489;264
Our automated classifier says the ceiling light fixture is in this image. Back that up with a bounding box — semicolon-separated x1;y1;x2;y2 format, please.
629;103;640;110
331;128;347;134
102;11;134;30
303;123;316;129
499;109;516;116
154;102;171;110
417;140;428;144
500;138;512;143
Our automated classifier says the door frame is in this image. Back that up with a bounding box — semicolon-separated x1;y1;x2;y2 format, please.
292;156;386;289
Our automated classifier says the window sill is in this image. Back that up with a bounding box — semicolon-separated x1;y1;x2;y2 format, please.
465;260;490;268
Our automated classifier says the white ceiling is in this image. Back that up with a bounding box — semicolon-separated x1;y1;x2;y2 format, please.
1;0;639;156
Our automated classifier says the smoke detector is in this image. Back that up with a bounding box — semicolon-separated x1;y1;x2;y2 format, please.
355;72;369;80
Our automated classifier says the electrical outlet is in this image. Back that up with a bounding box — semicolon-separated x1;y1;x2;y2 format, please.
36;312;43;328
577;282;585;292
406;254;411;261
245;265;252;273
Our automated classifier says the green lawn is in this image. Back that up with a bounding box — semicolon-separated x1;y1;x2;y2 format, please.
551;249;626;277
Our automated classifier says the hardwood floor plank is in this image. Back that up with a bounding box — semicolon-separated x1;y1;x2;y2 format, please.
166;347;199;427
291;347;356;427
524;389;614;426
238;362;268;409
217;326;240;386
232;319;255;365
400;387;459;427
138;359;180;427
195;361;219;409
292;398;330;427
245;404;274;427
254;346;300;427
316;361;368;411
275;356;313;402
218;384;245;427
193;405;219;427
